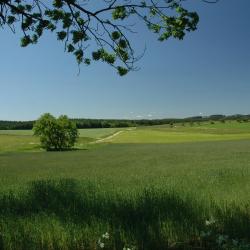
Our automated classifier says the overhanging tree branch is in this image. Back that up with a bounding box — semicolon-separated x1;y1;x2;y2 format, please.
0;0;212;75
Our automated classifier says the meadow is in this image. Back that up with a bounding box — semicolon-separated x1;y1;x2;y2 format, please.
1;121;250;249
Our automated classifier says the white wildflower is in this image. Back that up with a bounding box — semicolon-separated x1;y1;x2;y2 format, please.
102;232;109;239
98;238;105;248
205;217;216;226
205;220;211;226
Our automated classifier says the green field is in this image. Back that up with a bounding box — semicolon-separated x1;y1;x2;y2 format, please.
1;121;250;249
0;128;123;153
0;127;122;138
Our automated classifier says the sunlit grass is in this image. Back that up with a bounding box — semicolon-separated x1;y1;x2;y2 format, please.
0;128;124;152
0;127;123;138
1;122;250;249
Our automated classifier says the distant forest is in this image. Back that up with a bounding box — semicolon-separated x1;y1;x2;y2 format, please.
0;114;250;130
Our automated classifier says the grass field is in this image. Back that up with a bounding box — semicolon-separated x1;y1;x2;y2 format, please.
0;128;123;153
0;127;122;138
1;121;250;249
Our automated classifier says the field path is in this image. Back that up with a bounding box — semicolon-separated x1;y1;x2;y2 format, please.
92;128;135;144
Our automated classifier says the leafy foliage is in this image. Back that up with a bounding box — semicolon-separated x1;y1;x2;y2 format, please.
33;113;79;151
0;0;202;75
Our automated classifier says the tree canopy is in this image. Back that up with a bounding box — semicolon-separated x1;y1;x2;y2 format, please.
33;113;79;151
0;0;217;75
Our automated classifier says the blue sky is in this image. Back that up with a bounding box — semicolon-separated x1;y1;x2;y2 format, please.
1;0;250;121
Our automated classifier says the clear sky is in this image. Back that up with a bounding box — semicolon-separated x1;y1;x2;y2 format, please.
1;0;250;121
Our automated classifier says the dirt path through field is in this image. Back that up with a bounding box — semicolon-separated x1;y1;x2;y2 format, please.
92;128;135;144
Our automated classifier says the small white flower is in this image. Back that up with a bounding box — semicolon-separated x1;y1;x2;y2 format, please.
102;232;109;239
205;217;216;226
99;242;105;248
205;220;211;226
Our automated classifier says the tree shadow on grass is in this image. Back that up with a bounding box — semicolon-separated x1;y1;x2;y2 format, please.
0;179;250;249
44;147;89;152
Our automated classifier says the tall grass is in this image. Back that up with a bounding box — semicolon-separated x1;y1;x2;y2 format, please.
1;179;250;250
1;128;250;249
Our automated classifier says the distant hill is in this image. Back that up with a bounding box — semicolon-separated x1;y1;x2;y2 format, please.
0;114;249;130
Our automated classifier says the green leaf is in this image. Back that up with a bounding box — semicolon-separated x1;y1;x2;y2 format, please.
7;16;16;25
53;0;63;8
20;35;32;47
112;31;121;40
118;39;127;49
72;30;86;44
67;44;75;53
57;31;67;40
74;49;83;64
117;66;128;76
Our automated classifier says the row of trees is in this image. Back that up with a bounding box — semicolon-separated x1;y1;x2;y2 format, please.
1;114;250;130
0;120;33;130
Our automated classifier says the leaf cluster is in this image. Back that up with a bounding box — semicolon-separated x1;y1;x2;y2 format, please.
0;0;201;75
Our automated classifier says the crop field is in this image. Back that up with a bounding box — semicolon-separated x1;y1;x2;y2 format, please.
1;121;250;249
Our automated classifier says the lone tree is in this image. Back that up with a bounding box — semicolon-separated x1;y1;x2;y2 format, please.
33;113;79;151
0;0;217;75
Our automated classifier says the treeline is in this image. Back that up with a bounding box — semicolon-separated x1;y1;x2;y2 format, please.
0;120;34;130
183;114;250;123
1;114;250;130
0;118;186;130
72;118;185;128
